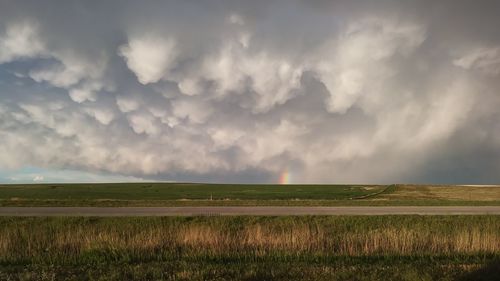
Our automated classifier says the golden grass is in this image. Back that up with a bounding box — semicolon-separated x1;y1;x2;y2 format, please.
0;217;498;263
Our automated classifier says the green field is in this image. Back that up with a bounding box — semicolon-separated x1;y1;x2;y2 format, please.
1;183;499;206
0;183;384;206
0;216;499;280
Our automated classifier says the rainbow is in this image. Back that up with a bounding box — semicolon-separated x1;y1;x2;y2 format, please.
279;170;291;184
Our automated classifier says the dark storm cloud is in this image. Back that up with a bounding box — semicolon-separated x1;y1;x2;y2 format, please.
1;0;500;183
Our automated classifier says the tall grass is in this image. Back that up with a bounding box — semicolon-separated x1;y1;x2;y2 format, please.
0;216;499;266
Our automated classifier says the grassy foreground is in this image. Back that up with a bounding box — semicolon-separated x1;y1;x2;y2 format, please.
1;183;500;206
0;216;499;280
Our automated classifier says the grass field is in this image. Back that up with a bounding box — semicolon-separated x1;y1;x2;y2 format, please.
1;184;499;280
0;183;384;206
379;184;500;201
0;216;499;280
1;183;499;206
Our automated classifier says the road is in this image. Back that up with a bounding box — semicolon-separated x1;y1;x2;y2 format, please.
0;206;499;216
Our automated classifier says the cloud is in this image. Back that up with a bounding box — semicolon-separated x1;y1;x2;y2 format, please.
84;107;115;125
127;112;160;135
1;0;500;184
192;40;304;112
316;17;427;114
119;36;178;84
172;97;213;124
116;96;140;113
454;47;500;75
0;21;45;63
2;167;147;184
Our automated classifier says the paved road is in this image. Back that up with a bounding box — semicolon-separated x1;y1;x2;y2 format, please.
0;206;499;216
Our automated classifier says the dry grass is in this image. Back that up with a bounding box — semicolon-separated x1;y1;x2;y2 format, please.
1;217;499;281
0;216;499;265
380;185;500;201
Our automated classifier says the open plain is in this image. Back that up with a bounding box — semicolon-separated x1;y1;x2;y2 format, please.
0;183;499;280
1;183;500;207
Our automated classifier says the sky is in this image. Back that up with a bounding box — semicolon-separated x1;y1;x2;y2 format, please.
1;0;500;184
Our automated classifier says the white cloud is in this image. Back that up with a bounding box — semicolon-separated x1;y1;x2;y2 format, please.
196;41;303;112
69;81;105;103
172;98;213;124
0;22;45;63
27;48;108;93
316;18;426;114
127;112;159;135
178;78;202;96
209;128;244;149
3;25;113;104
116;96;140;113
84;107;115;125
1;2;499;184
30;63;84;88
119;36;178;84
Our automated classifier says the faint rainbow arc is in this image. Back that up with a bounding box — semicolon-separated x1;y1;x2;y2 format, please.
279;170;291;184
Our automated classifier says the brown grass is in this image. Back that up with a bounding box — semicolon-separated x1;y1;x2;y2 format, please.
380;185;500;201
0;217;499;264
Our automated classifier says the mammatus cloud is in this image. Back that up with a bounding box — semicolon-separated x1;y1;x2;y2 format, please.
0;22;45;63
119;36;178;85
1;0;500;184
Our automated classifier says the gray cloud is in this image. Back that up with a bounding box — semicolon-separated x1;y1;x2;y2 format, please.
1;0;500;183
